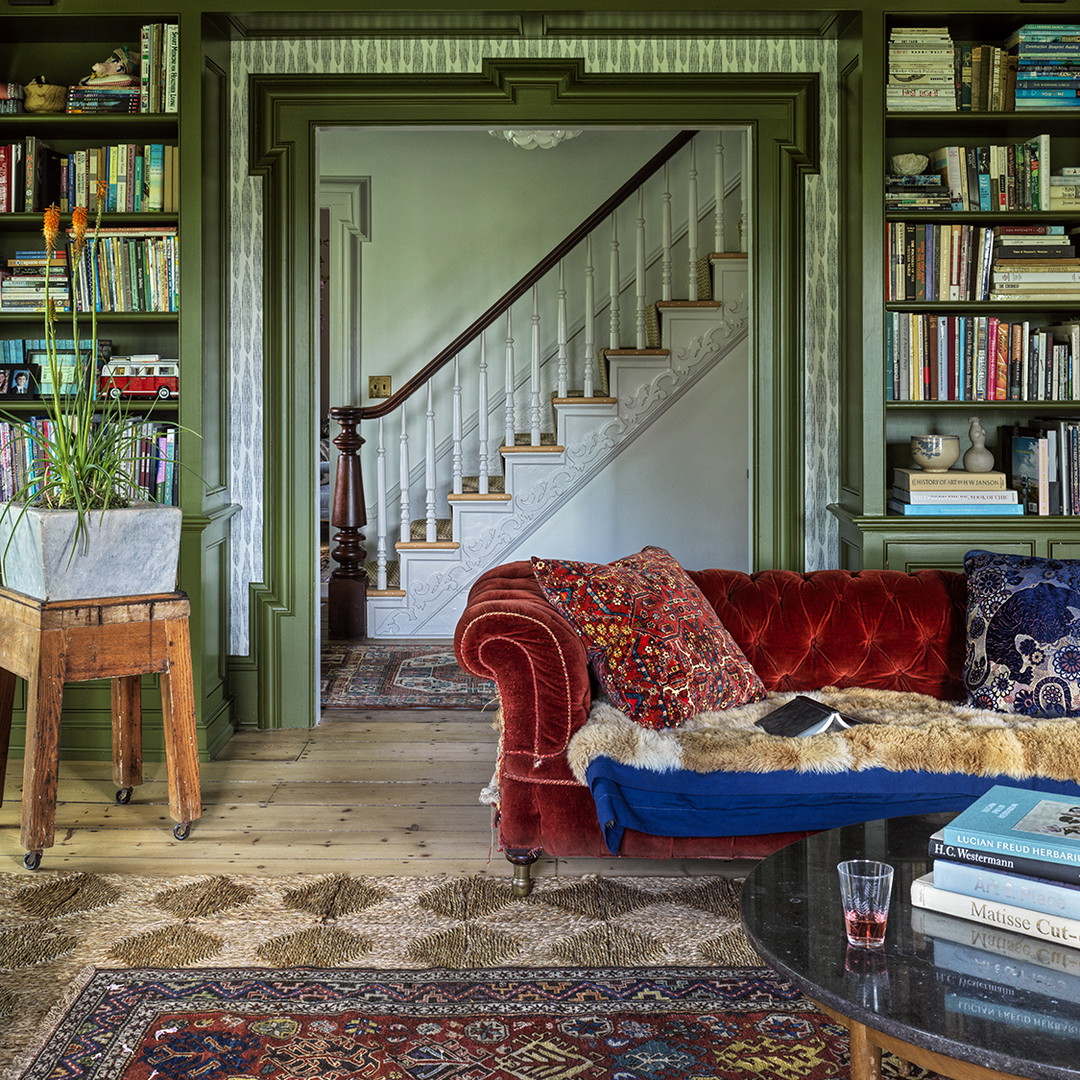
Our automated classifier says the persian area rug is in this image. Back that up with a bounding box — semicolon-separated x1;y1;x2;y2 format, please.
320;642;496;710
15;967;872;1080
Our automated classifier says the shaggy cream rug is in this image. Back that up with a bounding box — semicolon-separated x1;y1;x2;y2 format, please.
569;686;1080;782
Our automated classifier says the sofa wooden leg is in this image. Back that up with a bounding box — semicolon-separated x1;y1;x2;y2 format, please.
505;849;540;897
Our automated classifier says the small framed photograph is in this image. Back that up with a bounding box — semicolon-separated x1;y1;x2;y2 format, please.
0;363;40;399
26;349;80;396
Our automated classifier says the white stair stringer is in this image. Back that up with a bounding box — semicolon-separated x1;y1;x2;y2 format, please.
366;263;748;638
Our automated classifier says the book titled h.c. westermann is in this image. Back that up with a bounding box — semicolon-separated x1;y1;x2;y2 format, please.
943;784;1080;870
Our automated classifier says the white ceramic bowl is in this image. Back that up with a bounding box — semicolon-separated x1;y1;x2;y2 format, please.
910;435;960;473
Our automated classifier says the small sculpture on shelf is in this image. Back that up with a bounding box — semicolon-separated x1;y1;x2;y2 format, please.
79;46;139;87
963;416;995;473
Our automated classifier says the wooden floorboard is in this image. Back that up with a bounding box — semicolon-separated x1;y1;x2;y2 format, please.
0;707;750;882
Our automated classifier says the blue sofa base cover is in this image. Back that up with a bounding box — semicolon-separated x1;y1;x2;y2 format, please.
586;761;1080;855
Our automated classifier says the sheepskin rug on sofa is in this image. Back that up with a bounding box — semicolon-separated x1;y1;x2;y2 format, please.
567;687;1080;784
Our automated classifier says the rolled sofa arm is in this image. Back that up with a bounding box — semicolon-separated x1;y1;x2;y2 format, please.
454;561;591;780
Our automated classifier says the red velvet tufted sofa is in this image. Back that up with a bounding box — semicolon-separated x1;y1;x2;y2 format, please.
454;561;969;894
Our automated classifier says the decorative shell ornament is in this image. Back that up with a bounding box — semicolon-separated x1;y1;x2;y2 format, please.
890;153;930;176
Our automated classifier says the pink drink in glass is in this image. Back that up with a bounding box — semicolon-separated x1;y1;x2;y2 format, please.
837;860;894;948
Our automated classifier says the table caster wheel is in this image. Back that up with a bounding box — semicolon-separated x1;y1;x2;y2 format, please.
115;787;133;804
172;822;191;841
23;851;42;871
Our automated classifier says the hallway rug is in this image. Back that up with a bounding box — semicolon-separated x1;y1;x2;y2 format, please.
320;642;496;709
14;967;863;1080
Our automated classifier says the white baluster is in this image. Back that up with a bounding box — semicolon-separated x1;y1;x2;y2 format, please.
425;381;437;542
556;261;569;399
608;213;620;349
688;138;699;301
714;131;726;254
584;234;596;398
530;285;541;446
478;333;489;495
452;355;463;496
661;163;673;302
504;309;515;449
398;402;410;544
635;187;646;349
376;417;387;590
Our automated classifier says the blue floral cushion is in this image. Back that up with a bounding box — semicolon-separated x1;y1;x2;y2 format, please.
964;550;1080;718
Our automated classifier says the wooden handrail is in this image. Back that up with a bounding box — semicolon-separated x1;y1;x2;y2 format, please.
359;128;699;421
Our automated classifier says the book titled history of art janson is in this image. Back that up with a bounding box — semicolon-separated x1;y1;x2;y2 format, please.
929;830;1080;886
911;871;1080;948
893;467;1007;490
754;695;867;737
932;857;1080;920
943;785;1080;868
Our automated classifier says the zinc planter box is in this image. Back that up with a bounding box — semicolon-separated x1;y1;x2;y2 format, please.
0;502;183;602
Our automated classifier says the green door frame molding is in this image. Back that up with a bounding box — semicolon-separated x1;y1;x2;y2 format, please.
243;60;819;730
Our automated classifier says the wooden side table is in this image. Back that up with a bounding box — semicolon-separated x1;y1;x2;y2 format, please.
0;587;202;870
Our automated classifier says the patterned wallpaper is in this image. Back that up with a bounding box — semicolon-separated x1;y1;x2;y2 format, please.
227;36;839;654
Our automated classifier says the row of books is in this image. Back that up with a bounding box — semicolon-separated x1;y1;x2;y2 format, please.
69;228;179;314
884;225;1077;303
0;418;180;505
928;138;1051;212
887;24;1080;113
885;313;1080;403
0;337;98;368
0;138;178;215
913;785;1080;979
138;23;180;115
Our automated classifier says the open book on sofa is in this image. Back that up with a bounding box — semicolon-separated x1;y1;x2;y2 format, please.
755;695;868;737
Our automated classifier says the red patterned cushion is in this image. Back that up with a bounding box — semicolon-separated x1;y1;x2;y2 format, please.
531;546;765;729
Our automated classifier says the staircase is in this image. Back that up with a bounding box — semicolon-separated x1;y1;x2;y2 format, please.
325;130;749;639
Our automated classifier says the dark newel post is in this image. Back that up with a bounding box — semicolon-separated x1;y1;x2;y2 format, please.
328;406;367;639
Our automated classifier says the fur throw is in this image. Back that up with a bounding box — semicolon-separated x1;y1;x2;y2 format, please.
566;687;1080;785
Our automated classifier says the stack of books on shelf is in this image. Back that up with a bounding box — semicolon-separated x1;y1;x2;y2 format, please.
887;27;957;112
0;250;70;313
928;136;1049;212
884;174;952;211
990;226;1080;302
65;80;140;115
885;312;1079;402
0;84;24;116
1052;171;1080;212
913;788;1080;1037
1008;24;1080;110
889;467;1021;516
914;786;1080;954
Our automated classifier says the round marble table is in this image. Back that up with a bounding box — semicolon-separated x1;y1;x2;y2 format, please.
741;814;1080;1080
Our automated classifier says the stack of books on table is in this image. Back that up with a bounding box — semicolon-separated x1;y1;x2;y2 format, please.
914;785;1080;1034
914;785;1080;949
889;467;1021;516
887;27;957;112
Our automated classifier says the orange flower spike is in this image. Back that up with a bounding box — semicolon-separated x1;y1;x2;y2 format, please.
42;204;61;252
71;205;88;258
